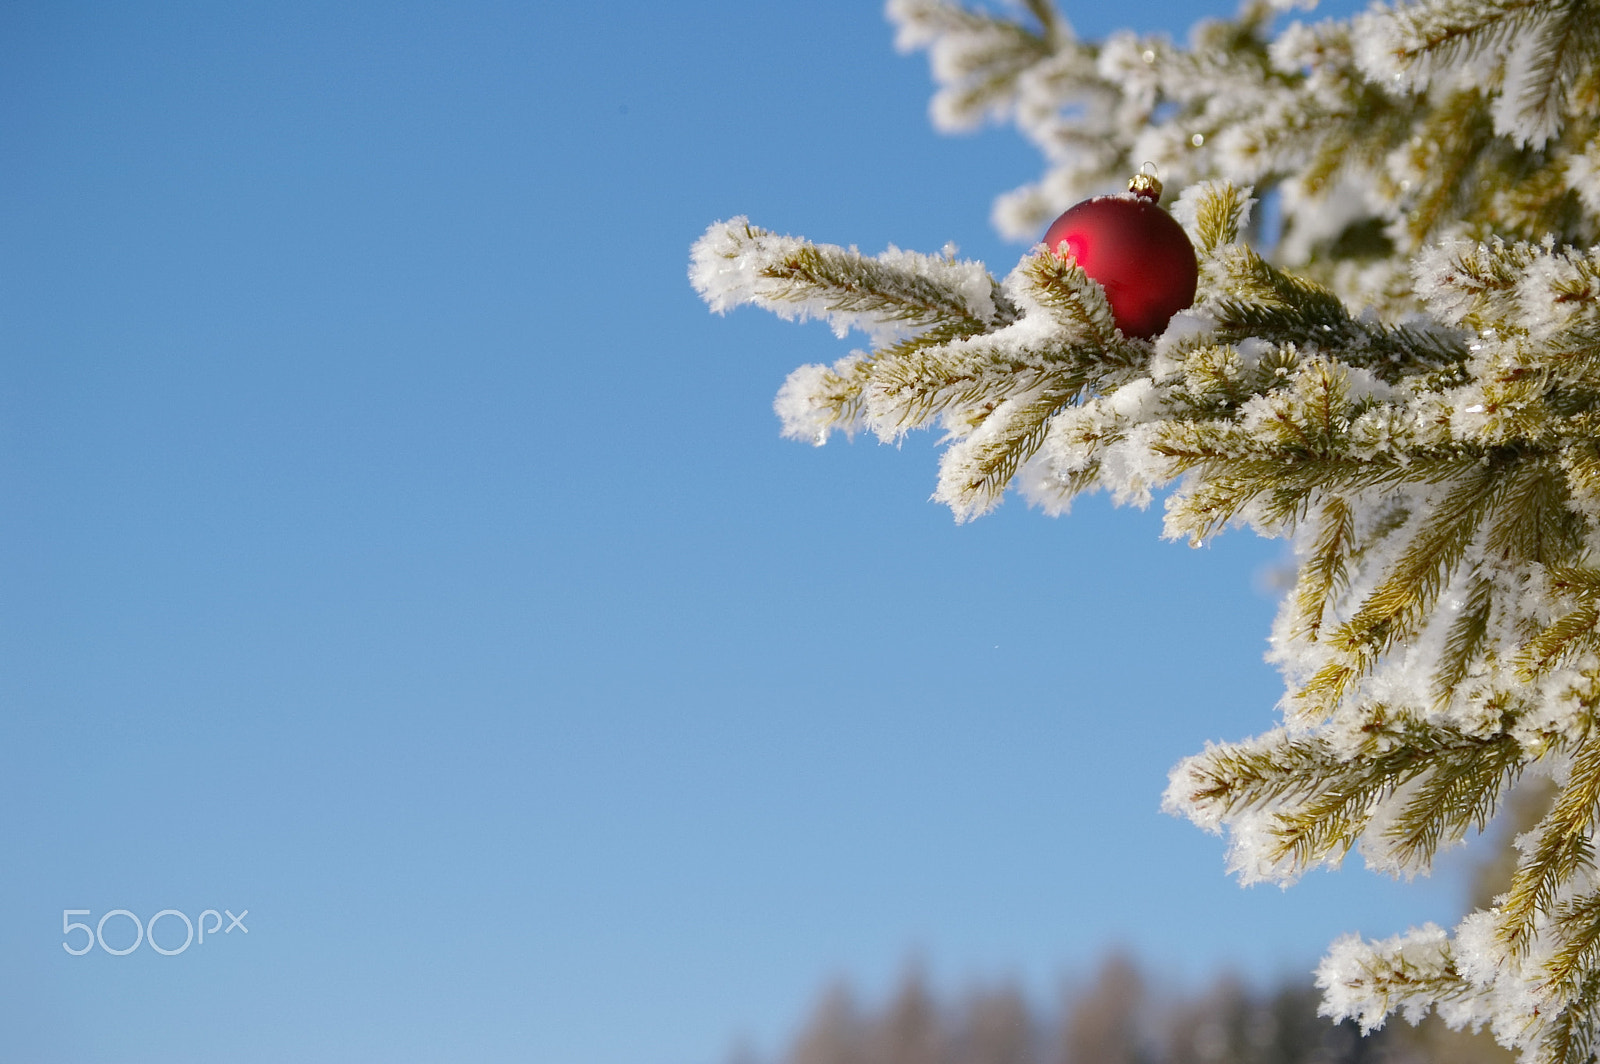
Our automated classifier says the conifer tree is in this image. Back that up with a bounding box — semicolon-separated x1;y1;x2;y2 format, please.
760;952;1514;1064
690;1;1600;1060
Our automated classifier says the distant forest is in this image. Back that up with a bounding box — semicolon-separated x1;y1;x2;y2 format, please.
736;787;1552;1064
737;953;1511;1064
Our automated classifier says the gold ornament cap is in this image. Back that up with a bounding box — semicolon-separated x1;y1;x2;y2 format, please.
1128;167;1162;202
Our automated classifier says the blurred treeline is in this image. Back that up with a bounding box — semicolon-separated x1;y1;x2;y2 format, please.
737;785;1555;1064
738;953;1511;1064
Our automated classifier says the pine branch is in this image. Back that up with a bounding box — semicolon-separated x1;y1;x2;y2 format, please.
1273;726;1520;871
1316;926;1479;1034
1354;0;1553;94
1547;895;1600;1001
701;2;1600;1048
690;217;1013;339
1014;249;1128;349
1484;452;1588;564
1400;89;1497;245
745;243;993;328
1500;727;1600;957
1306;459;1522;712
1168;727;1351;820
1564;439;1600;516
1539;970;1600;1064
1295;79;1421;202
775;324;996;446
887;0;1058;132
1378;720;1524;870
1170;716;1522;877
1417;237;1548;328
1520;599;1600;677
935;384;1087;521
1206;247;1470;379
1494;0;1600;148
1291;495;1355;642
865;328;1076;435
1159;435;1484;546
1170;343;1260;416
1432;576;1496;708
1520;567;1600;677
1179;180;1255;255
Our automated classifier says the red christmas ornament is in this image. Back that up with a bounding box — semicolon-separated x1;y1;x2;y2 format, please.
1042;172;1198;339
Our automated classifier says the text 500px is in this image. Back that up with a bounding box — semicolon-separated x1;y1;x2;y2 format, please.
62;908;249;956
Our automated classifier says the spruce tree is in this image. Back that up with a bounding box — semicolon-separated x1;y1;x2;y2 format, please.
690;1;1600;1060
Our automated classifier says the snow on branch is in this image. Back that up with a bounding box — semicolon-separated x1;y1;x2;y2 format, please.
887;0;1060;132
1352;0;1600;148
698;198;1600;1057
699;0;1600;1056
689;217;1008;342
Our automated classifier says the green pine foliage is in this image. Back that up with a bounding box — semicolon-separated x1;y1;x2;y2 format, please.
692;1;1600;1059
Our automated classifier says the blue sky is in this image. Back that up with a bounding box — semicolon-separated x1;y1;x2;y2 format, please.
3;2;1471;1062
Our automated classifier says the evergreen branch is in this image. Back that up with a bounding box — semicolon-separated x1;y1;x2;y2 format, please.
1564;440;1600;516
1292;494;1355;642
1482;452;1588;566
1401;89;1497;245
1379;722;1524;870
1160;444;1483;545
773;353;878;445
1270;727;1521;870
1500;727;1600;957
1494;0;1600;147
1031;461;1105;513
1020;0;1057;35
1539;969;1600;1064
937;50;1057;129
1170;717;1521;877
1016;249;1130;352
1551;566;1600;598
1547;895;1600;1001
759;244;997;328
1355;0;1553;92
865;328;1095;436
1491;147;1592;243
1316;927;1478;1036
1349;500;1419;572
1545;328;1600;387
1432;577;1496;708
1295;83;1422;201
1520;244;1600;358
1206;248;1469;379
1210;245;1351;328
1265;360;1355;455
874;317;1001;367
1314;460;1515;706
1416;236;1547;329
934;383;1085;521
773;319;1012;444
1170;342;1263;415
706;0;1600;1049
690;217;1012;338
1378;323;1477;377
887;0;1058;132
883;247;1155;514
1177;180;1255;255
1169;728;1350;821
1522;566;1600;677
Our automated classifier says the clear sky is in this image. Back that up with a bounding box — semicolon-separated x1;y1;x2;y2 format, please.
3;2;1472;1063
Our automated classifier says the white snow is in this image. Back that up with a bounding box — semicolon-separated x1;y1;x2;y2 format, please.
703;0;1600;1051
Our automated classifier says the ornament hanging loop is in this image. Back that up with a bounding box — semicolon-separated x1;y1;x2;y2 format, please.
1128;163;1162;202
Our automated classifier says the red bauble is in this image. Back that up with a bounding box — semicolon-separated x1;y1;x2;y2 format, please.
1043;176;1197;339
